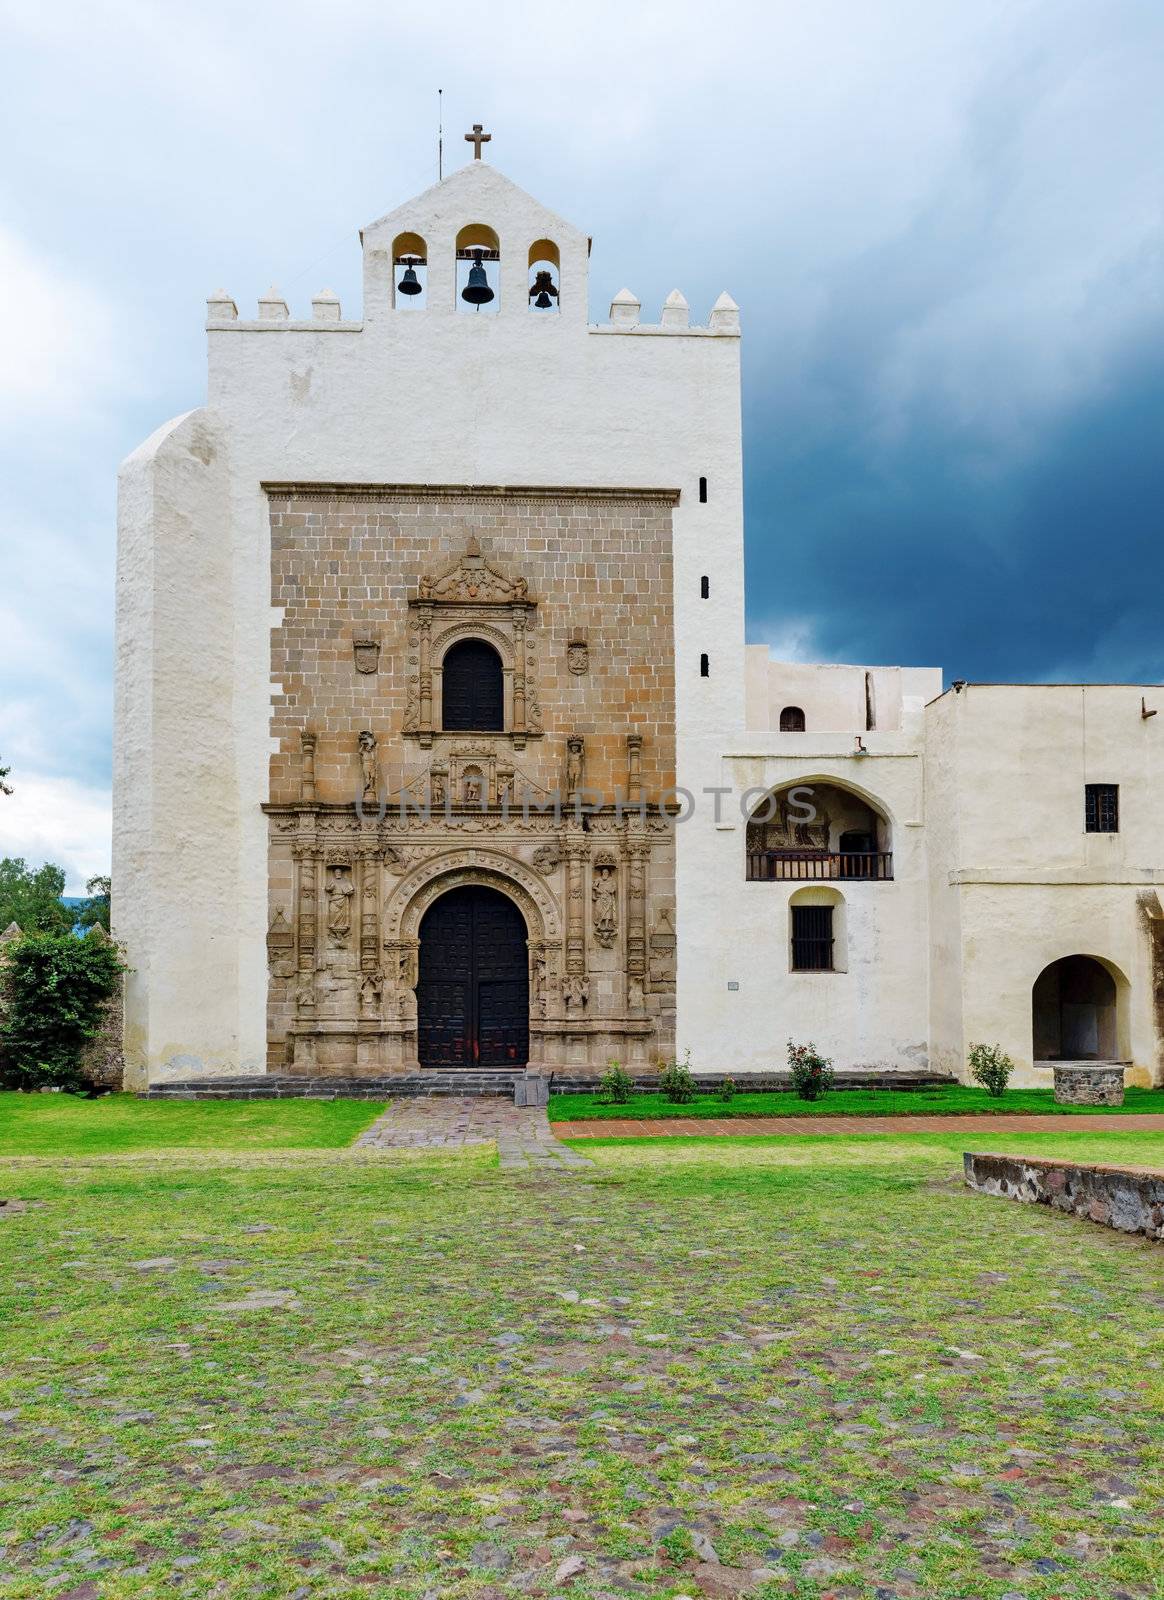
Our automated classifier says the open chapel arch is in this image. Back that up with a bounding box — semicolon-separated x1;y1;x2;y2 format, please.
746;780;892;881
1032;955;1127;1063
456;223;500;313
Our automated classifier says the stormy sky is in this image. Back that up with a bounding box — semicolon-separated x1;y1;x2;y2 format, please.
1;0;1162;887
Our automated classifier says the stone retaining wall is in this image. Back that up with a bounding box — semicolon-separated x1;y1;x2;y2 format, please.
964;1151;1164;1242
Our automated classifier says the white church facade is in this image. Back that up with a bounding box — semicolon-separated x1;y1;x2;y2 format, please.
114;145;1164;1091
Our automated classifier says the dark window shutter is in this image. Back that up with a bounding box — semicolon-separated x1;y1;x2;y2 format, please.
442;639;504;731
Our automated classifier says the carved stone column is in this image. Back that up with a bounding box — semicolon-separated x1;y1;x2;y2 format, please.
512;605;527;737
300;731;317;803
358;855;383;1031
626;733;642;803
293;845;318;1016
564;836;589;979
626;839;649;1012
417;607;434;747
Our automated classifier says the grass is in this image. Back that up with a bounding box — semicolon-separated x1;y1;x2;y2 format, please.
0;1091;385;1155
549;1082;1164;1120
1;1119;1163;1598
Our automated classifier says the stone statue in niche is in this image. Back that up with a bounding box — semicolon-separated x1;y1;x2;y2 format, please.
567;629;589;675
566;734;585;798
358;730;378;798
592;851;619;947
429;768;447;807
463;770;483;806
325;865;354;940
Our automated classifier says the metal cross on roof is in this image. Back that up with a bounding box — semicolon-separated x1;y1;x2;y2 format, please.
465;124;492;159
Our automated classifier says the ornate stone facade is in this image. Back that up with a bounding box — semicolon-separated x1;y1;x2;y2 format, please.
265;486;678;1075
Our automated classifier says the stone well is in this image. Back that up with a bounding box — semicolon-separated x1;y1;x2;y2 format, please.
1052;1062;1126;1107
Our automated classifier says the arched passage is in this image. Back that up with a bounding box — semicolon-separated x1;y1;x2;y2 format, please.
1033;955;1125;1062
416;884;529;1068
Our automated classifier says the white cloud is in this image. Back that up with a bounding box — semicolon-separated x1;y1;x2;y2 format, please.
0;775;111;896
750;616;822;663
0;229;123;425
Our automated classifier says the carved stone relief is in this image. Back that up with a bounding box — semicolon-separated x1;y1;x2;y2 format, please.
591;849;619;948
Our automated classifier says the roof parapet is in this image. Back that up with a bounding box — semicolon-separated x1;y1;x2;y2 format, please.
311;288;342;322
258;285;289;321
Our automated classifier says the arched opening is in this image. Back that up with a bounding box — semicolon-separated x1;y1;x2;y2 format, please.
456;223;500;314
391;231;427;308
1033;956;1125;1062
441;638;504;731
779;705;806;732
528;238;560;312
416;885;529;1067
746;781;892;881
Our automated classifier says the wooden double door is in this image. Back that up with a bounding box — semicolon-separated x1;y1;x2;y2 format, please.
416;885;530;1068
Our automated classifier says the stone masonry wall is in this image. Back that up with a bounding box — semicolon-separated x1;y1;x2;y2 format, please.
268;488;677;806
964;1151;1164;1243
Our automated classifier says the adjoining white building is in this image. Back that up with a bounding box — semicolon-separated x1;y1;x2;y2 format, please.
114;140;1164;1091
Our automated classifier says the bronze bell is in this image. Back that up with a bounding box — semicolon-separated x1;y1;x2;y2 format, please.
530;269;558;310
461;250;495;306
396;260;422;296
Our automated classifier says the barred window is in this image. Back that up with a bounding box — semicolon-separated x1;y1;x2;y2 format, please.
791;904;834;971
1085;783;1119;834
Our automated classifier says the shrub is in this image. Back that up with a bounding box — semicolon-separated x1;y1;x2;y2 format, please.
659;1050;695;1104
0;931;127;1092
787;1038;835;1101
968;1041;1014;1098
716;1077;737;1103
598;1060;635;1104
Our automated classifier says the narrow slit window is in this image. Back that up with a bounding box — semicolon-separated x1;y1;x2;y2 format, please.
700;653;710;677
699;476;708;503
700;575;709;599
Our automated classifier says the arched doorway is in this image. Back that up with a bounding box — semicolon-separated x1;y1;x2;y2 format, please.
416;885;529;1068
1032;956;1121;1061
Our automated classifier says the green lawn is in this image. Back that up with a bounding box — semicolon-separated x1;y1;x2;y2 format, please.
549;1082;1164;1120
0;1091;385;1155
1;1122;1162;1598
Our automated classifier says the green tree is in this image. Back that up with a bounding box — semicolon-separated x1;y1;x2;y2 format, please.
0;931;127;1090
0;752;11;797
75;874;111;933
0;858;75;936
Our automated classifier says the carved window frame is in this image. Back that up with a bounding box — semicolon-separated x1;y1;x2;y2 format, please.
403;540;541;750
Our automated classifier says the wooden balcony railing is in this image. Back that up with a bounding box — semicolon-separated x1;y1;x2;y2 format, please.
747;850;894;882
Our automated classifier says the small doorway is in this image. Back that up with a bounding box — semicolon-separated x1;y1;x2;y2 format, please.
416;885;529;1068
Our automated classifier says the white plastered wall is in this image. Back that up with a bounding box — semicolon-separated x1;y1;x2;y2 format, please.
925;683;1164;1086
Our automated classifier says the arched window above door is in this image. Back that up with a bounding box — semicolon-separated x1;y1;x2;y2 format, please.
779;705;806;732
441;637;504;731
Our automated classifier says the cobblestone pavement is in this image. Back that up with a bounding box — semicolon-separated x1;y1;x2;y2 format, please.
551;1111;1164;1139
355;1097;592;1171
